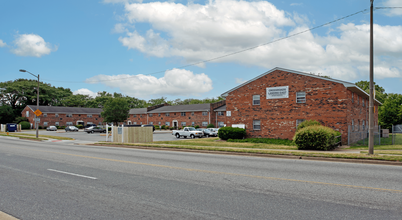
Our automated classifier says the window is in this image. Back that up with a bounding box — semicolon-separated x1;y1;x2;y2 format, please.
87;122;93;125
202;122;208;127
217;111;224;116
357;120;360;131
26;111;29;117
362;120;365;130
352;92;354;103
133;114;137;117
165;113;170;116
55;114;59;117
192;122;195;126
43;114;47;117
191;112;194;116
55;122;59;126
165;122;170;126
181;112;186;116
134;122;137;125
98;122;102;125
44;122;48;126
67;114;72;117
140;122;143;125
66;122;73;126
181;122;186;127
296;119;305;129
149;113;153;117
218;122;224;127
202;112;208;116
362;98;365;106
150;122;153;125
87;114;92;118
352;119;354;131
296;92;306;103
159;122;161;125
226;111;231;117
158;113;161;117
253;120;261;130
253;95;260;105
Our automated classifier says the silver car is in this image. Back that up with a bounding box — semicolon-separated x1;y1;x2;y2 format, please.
65;126;79;132
46;126;57;131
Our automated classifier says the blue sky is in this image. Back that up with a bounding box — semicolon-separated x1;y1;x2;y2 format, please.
1;0;401;101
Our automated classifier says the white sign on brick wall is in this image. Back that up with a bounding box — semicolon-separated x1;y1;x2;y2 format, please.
266;86;289;99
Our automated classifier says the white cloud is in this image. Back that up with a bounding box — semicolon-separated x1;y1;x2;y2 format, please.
112;0;402;81
103;0;141;4
11;34;57;57
85;68;213;98
73;88;98;98
0;39;6;47
235;78;247;84
383;0;402;16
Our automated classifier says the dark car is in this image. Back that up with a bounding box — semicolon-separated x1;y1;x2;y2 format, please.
65;126;79;132
86;127;106;134
84;124;96;128
203;128;218;137
141;124;155;132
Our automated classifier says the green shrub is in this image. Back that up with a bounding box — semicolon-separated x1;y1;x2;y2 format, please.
228;138;295;146
38;126;43;129
14;116;29;124
19;121;30;130
155;125;160;129
218;127;246;140
60;126;66;129
76;125;84;129
170;127;174;130
296;120;321;131
195;125;200;129
108;127;112;131
207;124;215;128
161;125;166;129
293;125;339;151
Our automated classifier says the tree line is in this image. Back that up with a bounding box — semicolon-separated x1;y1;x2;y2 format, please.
0;78;224;124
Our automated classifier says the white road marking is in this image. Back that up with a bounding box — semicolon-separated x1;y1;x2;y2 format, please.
47;169;97;180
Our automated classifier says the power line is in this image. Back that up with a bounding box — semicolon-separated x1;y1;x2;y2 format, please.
43;8;371;84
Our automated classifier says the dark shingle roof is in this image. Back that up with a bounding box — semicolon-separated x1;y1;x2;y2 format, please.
148;104;210;113
27;105;102;114
214;105;226;111
129;108;147;114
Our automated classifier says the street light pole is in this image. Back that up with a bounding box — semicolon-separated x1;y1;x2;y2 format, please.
20;69;40;139
368;0;375;154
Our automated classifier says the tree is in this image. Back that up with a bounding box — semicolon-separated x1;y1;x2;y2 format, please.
355;80;387;104
0;105;14;124
378;93;402;130
101;98;130;125
62;94;93;107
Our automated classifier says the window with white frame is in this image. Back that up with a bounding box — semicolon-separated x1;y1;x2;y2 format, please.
202;122;208;127
191;112;194;116
181;112;186;116
134;122;137;125
362;120;365;130
26;111;29;117
150;122;153;125
66;122;73;125
165;113;170;116
87;122;93;125
296;92;306;103
98;122;102;125
357;120;360;131
202;112;208;116
158;113;161;117
218;122;224;127
87;114;92;118
253;95;260;105
55;114;59;117
133;114;137;117
352;119;354;131
158;122;161;125
192;122;195;126
43;113;47;117
140;122;142;125
149;113;153;117
67;114;72;117
165;122;170;126
55;122;59;126
362;98;365;106
181;122;186;127
296;119;305;129
44;122;48;126
217;111;224;116
253;120;261;130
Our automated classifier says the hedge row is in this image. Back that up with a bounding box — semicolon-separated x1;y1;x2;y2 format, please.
218;127;246;140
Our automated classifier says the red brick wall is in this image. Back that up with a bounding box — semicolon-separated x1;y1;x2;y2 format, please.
148;111;211;128
225;70;377;144
127;114;147;125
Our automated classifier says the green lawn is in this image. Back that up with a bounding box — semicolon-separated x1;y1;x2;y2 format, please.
0;132;74;141
350;133;402;150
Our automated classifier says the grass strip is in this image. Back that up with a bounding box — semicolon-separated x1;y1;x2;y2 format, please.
96;142;402;162
360;150;402;155
0;132;74;140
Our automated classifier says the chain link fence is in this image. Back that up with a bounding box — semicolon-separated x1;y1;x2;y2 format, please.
348;124;402;146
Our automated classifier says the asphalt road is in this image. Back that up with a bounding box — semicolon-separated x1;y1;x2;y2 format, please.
20;129;181;142
1;137;402;219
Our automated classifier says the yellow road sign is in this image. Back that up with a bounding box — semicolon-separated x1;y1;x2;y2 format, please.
34;109;42;117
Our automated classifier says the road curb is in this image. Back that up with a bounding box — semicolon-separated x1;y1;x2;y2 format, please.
92;144;402;166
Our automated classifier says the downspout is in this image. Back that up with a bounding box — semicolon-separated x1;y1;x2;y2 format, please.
216;111;217;127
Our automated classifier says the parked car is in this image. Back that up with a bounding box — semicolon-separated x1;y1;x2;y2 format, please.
141;124;155;132
65;126;79;132
172;127;204;139
84;126;97;132
86;127;106;134
46;126;57;131
85;124;96;128
203;128;218;137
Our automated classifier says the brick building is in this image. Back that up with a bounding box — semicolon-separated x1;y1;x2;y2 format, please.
22;105;103;128
221;67;381;144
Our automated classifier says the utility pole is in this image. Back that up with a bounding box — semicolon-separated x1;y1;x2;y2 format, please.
368;0;374;154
